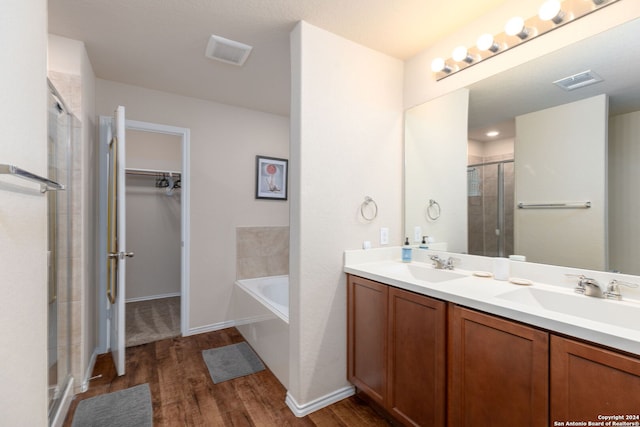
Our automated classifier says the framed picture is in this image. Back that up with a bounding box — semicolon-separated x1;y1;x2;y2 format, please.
255;155;288;200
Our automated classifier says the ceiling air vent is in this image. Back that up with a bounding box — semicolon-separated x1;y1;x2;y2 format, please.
553;70;603;91
205;35;252;66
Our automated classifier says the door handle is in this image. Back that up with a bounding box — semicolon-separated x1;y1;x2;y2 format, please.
108;251;135;260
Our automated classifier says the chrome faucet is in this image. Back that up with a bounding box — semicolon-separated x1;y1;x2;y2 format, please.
430;255;457;270
572;275;640;299
574;276;604;298
604;279;639;300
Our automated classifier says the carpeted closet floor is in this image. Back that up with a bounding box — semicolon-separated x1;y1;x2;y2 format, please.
126;297;180;347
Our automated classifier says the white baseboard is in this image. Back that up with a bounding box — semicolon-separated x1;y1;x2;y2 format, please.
234;314;276;326
185;319;237;336
285;385;355;417
185;313;278;336
125;292;181;303
81;348;99;392
50;377;74;427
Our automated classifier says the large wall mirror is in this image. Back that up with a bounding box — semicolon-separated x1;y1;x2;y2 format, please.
405;17;640;274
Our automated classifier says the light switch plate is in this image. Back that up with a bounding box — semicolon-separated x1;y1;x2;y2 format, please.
414;226;422;242
380;227;389;245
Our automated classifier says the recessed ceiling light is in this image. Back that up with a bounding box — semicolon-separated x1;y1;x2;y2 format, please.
486;131;500;137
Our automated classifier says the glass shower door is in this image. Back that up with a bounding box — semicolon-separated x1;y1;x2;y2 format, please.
467;160;514;257
47;86;72;422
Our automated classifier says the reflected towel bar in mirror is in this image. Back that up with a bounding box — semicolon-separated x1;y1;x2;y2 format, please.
517;201;591;209
0;164;65;193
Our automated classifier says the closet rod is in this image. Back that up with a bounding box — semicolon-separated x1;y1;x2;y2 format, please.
0;163;65;193
125;168;181;178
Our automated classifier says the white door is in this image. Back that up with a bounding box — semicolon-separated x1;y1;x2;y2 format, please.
106;106;132;376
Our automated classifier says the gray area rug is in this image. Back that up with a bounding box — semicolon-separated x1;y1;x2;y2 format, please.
126;297;180;347
202;342;265;384
71;383;152;427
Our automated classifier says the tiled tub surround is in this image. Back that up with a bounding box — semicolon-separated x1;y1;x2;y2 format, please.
236;226;289;280
344;247;640;356
234;226;290;388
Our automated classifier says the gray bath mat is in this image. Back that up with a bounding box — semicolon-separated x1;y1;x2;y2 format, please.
71;383;152;427
202;342;265;384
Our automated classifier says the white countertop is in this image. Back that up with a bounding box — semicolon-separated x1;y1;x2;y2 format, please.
344;248;640;356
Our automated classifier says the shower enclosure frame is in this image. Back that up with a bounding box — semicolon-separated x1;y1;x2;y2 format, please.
47;81;74;426
468;158;514;258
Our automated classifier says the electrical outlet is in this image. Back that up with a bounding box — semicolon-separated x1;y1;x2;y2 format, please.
414;226;422;243
380;227;389;245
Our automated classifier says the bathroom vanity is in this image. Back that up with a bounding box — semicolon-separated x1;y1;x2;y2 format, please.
345;248;640;427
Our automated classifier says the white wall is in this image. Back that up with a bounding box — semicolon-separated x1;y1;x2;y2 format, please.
125;131;182;300
127;130;182;171
404;0;640;109
0;0;48;425
289;21;403;409
96;79;289;331
609;110;640;275
404;90;469;251
482;137;514;158
515;95;608;270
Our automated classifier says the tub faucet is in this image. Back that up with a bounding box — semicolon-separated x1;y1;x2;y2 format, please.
430;255;457;270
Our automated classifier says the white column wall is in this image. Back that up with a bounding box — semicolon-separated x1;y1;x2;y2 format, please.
609;110;640;275
0;0;48;425
514;95;608;270
404;89;469;252
289;21;403;408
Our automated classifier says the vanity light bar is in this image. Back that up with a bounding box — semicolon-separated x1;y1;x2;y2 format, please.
431;0;620;81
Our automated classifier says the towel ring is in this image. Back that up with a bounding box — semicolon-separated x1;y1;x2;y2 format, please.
360;196;378;221
427;199;441;221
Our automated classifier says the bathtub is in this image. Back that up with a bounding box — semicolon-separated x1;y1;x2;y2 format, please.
235;275;289;323
234;275;289;388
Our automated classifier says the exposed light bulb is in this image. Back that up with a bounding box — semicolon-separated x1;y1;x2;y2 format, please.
477;33;500;52
539;0;565;24
452;46;473;63
431;57;451;73
505;16;530;39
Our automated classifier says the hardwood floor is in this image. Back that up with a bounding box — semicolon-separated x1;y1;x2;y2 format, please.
63;327;392;426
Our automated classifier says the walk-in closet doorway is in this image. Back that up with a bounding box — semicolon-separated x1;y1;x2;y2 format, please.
97;118;190;358
125;129;183;347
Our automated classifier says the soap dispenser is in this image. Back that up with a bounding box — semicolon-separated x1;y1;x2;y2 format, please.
402;237;412;263
419;236;429;250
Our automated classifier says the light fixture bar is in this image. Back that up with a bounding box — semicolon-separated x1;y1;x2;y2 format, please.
431;0;620;81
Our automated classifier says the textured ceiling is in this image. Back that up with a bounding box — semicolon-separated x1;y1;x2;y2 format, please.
48;0;509;116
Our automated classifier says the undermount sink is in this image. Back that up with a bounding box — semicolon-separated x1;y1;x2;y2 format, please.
376;262;465;283
406;264;465;283
497;287;640;331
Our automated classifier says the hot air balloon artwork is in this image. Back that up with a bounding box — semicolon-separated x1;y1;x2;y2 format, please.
255;155;288;200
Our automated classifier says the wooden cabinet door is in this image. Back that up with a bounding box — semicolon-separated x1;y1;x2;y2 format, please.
448;305;549;427
388;287;446;427
347;275;388;407
551;335;640;423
